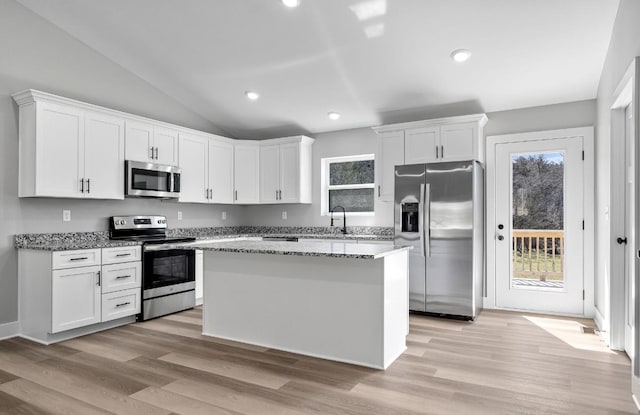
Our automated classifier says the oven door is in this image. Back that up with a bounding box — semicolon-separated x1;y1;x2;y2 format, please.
143;248;195;299
126;160;180;198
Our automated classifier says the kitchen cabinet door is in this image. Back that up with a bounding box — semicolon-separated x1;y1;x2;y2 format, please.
279;142;301;203
51;265;101;333
377;131;404;202
84;112;125;200
153;126;179;165
179;134;209;203
34;102;85;198
125;120;154;162
440;123;476;161
404;127;439;164
259;144;280;203
234;143;260;204
209;138;234;204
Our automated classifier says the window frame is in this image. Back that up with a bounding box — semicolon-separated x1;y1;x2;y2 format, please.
320;153;375;217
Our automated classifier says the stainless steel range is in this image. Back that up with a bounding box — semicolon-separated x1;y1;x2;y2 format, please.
109;215;196;320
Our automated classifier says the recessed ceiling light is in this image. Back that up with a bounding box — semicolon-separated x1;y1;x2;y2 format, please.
328;112;341;120
281;0;300;8
245;91;260;100
450;49;472;63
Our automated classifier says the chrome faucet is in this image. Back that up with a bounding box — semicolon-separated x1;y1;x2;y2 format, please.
330;206;347;234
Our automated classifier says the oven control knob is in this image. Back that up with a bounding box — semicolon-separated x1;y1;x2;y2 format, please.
120;219;127;225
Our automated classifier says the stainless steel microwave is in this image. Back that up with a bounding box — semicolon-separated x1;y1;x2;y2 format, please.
125;160;181;199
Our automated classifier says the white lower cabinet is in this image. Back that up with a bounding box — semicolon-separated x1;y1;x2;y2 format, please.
101;288;141;322
51;265;101;333
19;246;142;342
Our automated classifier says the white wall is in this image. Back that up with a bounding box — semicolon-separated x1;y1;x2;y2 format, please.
0;1;245;325
594;0;640;334
245;101;596;228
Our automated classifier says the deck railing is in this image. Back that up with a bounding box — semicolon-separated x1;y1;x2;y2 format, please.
512;230;564;282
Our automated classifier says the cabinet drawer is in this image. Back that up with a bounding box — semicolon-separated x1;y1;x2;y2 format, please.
101;288;141;322
52;249;101;270
101;262;141;294
102;246;141;264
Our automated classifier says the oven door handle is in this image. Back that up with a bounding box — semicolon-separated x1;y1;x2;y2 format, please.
143;244;193;252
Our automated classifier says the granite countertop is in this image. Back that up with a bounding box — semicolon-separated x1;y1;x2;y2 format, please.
14;228;393;251
185;238;409;259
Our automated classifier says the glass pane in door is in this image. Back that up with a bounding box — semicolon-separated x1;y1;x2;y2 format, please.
511;152;565;290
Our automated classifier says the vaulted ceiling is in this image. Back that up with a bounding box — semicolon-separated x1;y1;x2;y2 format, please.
17;0;619;139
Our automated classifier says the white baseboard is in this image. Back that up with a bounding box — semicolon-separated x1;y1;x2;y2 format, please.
0;321;19;340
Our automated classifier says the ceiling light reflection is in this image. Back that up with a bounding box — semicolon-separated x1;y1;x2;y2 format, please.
349;0;386;21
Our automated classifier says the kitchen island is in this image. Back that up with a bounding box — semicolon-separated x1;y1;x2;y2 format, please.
191;239;410;369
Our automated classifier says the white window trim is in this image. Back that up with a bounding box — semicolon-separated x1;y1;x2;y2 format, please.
321;154;375;217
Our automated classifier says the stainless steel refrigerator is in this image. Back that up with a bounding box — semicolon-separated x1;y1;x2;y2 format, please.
394;161;484;319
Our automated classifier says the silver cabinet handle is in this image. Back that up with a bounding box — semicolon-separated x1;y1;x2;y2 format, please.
115;275;131;279
115;253;131;257
378;185;380;197
70;256;88;261
154;147;159;160
234;190;238;201
150;147;155;159
115;301;131;308
441;145;444;159
80;178;85;193
436;146;439;159
96;270;101;286
210;188;213;199
279;190;282;200
86;178;90;194
275;190;279;200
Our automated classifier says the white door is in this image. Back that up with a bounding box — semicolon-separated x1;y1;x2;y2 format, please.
36;102;84;197
234;144;260;204
624;103;635;357
51;266;101;333
153;126;179;165
179;134;209;203
259;144;280;203
125;120;154;162
84;112;125;200
209;138;234;204
279;142;300;203
495;136;584;315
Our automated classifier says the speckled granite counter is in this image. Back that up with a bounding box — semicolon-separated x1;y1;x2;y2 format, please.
14;231;141;251
186;238;406;259
15;227;393;251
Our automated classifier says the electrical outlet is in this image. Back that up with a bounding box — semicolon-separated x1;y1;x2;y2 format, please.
282;211;287;220
62;210;71;222
222;211;227;221
177;211;183;221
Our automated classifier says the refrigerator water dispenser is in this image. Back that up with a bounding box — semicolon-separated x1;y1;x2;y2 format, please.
401;203;419;233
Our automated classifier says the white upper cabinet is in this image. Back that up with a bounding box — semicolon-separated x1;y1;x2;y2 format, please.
178;133;209;204
209;138;234;204
13;91;124;199
376;130;405;202
125;121;178;165
373;114;487;201
259;136;314;204
233;141;260;204
178;133;234;204
84;111;125;199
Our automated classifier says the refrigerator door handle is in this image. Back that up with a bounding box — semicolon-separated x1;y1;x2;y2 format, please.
424;183;431;257
419;183;425;257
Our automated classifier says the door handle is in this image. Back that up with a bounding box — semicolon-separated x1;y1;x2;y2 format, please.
436;146;439;159
86;178;90;193
154;147;159;160
80;178;84;193
424;183;431;257
234;190;238;201
96;270;101;286
150;147;155;159
617;237;628;245
441;145;444;159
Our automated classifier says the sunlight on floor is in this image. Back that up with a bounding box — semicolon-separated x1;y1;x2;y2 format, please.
523;315;616;354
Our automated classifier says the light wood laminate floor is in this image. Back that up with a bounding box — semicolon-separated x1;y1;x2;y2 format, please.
0;308;636;414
